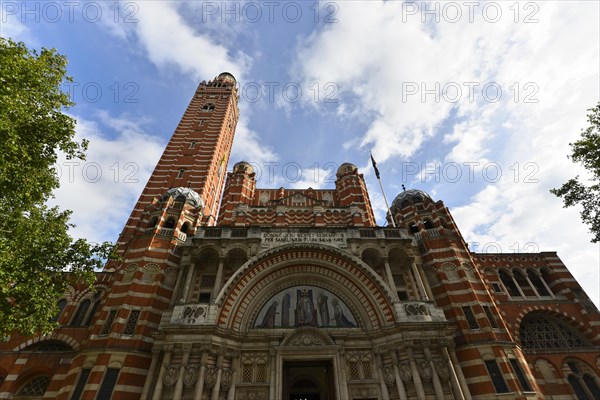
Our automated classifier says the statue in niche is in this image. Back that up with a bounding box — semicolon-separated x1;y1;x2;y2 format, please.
332;299;356;327
281;293;291;327
317;292;330;327
258;300;278;328
295;289;317;326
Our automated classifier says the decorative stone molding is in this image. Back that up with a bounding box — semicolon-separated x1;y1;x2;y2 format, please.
238;389;268;400
404;302;430;316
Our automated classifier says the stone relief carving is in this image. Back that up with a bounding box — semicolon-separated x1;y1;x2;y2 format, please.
163;365;179;387
182;365;198;387
434;360;451;380
404;303;430;316
205;367;217;388
221;368;232;390
288;332;324;346
383;366;396;386
417;360;432;381
238;389;267;400
398;361;412;383
351;387;377;397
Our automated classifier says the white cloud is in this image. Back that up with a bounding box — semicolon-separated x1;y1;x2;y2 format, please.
294;1;600;304
50;112;164;245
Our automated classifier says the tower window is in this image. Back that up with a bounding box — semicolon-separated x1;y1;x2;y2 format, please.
202;104;215;112
164;217;176;229
177;169;185;178
189;141;197;149
97;368;120;399
483;305;499;329
424;219;434;230
409;224;419;234
462;306;480;329
484;360;510;393
509;359;532;392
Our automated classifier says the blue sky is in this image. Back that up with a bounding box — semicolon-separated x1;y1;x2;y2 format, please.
2;1;600;304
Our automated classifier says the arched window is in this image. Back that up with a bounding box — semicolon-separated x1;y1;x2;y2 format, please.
409;224;419;234
50;299;67;323
148;216;158;228
181;222;191;234
423;219;434;230
527;268;551;296
23;340;73;352
70;299;91;327
202;103;215;112
17;375;51;396
564;360;600;399
84;292;102;327
568;375;589;400
499;269;520;297
513;269;536;297
520;314;589;350
541;268;554;292
164;217;175;229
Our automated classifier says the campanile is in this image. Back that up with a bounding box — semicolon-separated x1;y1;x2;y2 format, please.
115;72;239;255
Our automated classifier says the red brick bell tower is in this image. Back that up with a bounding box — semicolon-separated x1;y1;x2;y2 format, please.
115;72;239;257
66;73;240;400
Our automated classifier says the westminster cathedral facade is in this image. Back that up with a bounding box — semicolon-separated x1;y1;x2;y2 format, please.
1;73;599;400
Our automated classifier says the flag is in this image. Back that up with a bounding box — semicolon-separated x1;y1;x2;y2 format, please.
370;152;380;179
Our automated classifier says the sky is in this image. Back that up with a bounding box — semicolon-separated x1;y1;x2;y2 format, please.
2;1;599;305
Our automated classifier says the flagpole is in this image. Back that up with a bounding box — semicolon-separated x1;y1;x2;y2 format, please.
370;152;396;227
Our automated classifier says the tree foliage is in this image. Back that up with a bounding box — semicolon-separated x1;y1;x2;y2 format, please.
0;38;114;337
551;102;600;243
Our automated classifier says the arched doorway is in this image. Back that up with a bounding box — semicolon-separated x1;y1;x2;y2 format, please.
283;361;335;400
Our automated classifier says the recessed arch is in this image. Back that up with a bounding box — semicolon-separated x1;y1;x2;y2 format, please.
216;244;395;332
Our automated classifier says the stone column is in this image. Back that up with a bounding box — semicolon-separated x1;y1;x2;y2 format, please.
151;345;172;400
193;352;208;400
510;272;526;298
269;350;277;400
227;355;239;400
391;352;408;400
173;344;192;400
376;354;390;400
411;262;430;301
181;263;196;303
424;347;444;400
536;271;555;297
447;348;472;400
170;265;186;305
407;348;426;400
212;257;225;299
524;274;541;297
141;348;161;400
211;353;224;400
383;258;399;301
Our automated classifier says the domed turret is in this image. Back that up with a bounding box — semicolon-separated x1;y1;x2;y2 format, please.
392;189;433;209
233;161;254;174
162;187;204;208
217;72;236;85
336;162;358;178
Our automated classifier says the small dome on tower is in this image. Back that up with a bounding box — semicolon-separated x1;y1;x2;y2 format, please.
217;72;236;85
336;162;358;177
162;187;204;208
233;161;254;174
392;189;433;209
